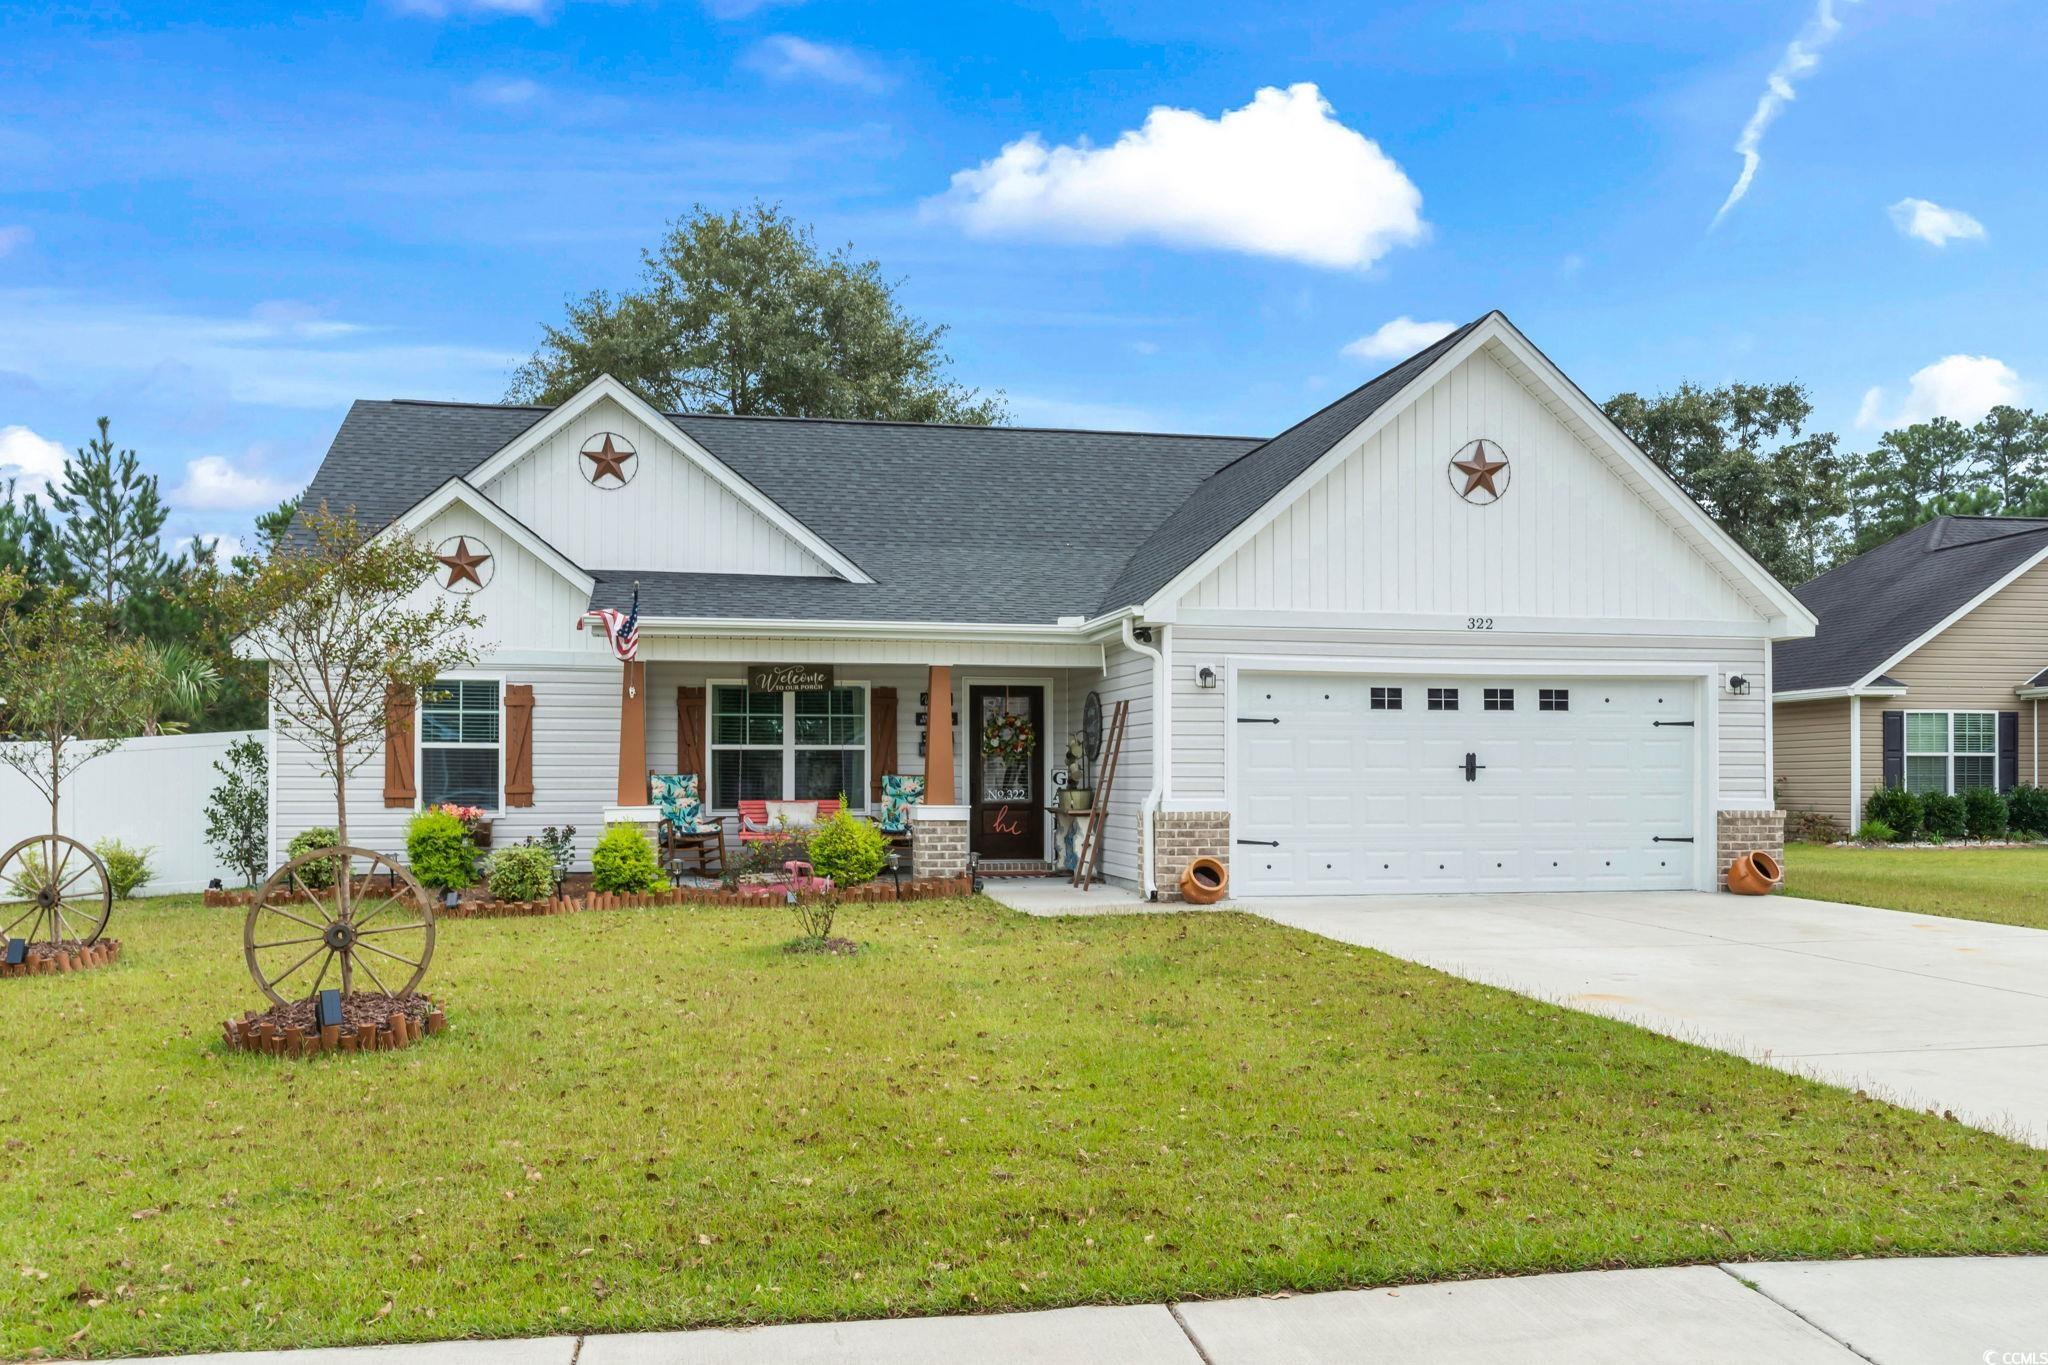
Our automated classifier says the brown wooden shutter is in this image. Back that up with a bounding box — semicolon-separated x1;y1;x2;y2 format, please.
504;684;535;807
870;686;897;806
677;686;707;778
382;684;416;808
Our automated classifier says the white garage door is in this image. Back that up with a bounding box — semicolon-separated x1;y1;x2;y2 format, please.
1232;674;1700;895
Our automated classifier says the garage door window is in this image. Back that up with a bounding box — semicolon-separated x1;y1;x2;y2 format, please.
1427;687;1458;711
1539;688;1569;711
1484;687;1514;711
1370;686;1401;710
1905;710;1997;796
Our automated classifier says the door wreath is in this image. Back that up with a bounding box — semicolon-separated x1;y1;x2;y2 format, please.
980;707;1036;762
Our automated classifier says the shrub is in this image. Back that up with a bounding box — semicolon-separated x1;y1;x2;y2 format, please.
592;823;667;894
1919;790;1967;841
406;807;478;891
287;827;340;888
1785;809;1845;844
524;825;577;886
204;735;268;888
1862;787;1921;842
1962;787;2009;840
94;839;155;900
485;844;557;902
806;809;887;887
1853;819;1896;843
2009;784;2048;836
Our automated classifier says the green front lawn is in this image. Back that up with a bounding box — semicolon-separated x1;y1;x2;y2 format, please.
1782;842;2048;931
3;894;2045;1359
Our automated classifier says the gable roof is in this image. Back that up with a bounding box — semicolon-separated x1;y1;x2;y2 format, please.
1099;318;1483;613
1772;516;2048;695
298;399;1259;626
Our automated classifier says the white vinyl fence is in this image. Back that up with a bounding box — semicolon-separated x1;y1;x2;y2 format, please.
0;730;263;895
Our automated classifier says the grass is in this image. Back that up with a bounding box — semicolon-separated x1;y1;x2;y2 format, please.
1782;842;2048;931
3;894;2046;1360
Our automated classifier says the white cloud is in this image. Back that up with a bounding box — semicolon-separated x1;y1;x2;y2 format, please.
1713;0;1862;226
0;424;65;497
173;453;300;511
931;83;1427;271
742;36;888;91
1888;197;1986;247
388;0;550;17
1858;354;2023;429
0;226;30;259
705;0;805;17
468;76;545;108
1341;316;1457;362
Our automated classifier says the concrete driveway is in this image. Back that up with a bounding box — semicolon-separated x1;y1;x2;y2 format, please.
1244;891;2048;1147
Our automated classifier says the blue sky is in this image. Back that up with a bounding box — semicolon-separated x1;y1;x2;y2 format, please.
2;0;2042;558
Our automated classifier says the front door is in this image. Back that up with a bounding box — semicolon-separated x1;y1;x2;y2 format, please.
969;685;1044;860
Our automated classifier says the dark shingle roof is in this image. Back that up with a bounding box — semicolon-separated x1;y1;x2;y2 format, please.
1097;316;1486;613
1772;517;2048;693
301;400;1260;625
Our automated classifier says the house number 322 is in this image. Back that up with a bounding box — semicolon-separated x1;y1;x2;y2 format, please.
1466;616;1494;631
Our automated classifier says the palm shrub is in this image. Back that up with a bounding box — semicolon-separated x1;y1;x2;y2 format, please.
1919;790;1967;841
93;839;155;900
286;826;340;888
1962;787;2009;841
1862;787;1921;842
807;809;886;886
485;845;557;902
1853;819;1896;843
592;823;667;894
406;807;478;892
2009;783;2048;836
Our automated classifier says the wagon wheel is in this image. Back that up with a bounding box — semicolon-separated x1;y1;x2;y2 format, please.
0;835;112;949
246;846;434;1007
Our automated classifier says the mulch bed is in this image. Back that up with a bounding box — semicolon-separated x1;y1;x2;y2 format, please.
1;939;121;978
783;936;860;956
205;875;972;917
222;992;444;1059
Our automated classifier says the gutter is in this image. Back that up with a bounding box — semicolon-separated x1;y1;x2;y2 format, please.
1119;616;1165;901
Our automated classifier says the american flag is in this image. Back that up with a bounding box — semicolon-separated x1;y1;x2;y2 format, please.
589;586;641;662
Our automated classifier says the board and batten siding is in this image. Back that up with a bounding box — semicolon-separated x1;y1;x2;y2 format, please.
1170;627;1770;810
412;501;596;655
1180;346;1769;625
480;395;832;578
271;664;617;872
1773;698;1853;829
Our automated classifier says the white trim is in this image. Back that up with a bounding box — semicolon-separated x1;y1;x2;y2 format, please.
415;671;508;815
955;673;1059;865
1222;654;1718;892
704;678;873;814
1140;315;1817;637
911;804;969;822
635;615;1091;642
1772;684;1908;704
1173;608;1782;638
1850;541;2048;691
1848;695;1863;829
602;804;662;824
383;478;596;595
1762;644;1774;809
461;374;873;585
1120;617;1166;899
1901;708;2001;797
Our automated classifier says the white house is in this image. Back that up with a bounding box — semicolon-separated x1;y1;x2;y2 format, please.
264;312;1814;898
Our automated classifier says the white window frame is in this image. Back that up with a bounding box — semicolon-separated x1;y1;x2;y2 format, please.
1903;709;1999;796
415;671;507;814
706;679;871;813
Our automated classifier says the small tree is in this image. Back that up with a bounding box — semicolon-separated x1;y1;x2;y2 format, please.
204;735;269;887
227;504;480;856
0;571;157;843
43;417;176;628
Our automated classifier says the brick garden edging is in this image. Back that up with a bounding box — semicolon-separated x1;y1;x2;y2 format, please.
1;939;121;977
222;1002;445;1059
203;876;975;918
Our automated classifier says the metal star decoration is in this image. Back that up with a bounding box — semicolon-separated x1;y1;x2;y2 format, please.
581;433;636;486
436;537;491;590
1450;439;1510;501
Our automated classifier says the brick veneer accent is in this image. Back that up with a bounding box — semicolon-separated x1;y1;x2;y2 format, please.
910;813;970;880
1153;810;1231;902
1716;809;1785;891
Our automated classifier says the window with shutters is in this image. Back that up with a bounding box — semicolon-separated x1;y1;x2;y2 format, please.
419;677;503;810
1904;710;1997;796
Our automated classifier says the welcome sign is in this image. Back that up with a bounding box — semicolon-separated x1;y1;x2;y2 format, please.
747;663;835;692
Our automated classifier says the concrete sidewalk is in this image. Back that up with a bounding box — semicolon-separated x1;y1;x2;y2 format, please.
141;1257;2048;1364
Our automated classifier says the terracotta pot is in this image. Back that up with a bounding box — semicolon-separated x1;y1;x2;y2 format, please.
1178;856;1229;906
1725;850;1782;896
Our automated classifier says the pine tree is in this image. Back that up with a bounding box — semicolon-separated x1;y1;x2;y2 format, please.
44;416;175;626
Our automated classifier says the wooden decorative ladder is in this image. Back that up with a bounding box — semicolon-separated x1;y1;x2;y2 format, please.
1072;699;1130;891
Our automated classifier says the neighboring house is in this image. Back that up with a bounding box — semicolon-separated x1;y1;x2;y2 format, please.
1774;516;2048;831
262;311;1813;898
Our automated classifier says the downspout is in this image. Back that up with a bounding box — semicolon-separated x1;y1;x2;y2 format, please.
1120;617;1165;899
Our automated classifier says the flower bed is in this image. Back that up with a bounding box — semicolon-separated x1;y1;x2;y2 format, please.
207;875;974;916
0;939;121;977
222;992;443;1058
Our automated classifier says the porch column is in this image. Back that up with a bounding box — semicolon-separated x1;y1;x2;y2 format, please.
616;660;646;805
926;664;955;805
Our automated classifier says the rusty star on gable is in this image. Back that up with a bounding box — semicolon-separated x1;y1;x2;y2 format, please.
436;537;491;590
581;433;636;485
1451;440;1509;500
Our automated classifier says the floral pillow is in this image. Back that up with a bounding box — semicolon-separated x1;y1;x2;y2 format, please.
650;773;713;834
878;774;925;832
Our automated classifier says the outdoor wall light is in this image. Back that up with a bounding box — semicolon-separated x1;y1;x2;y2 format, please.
1195;665;1219;690
1726;675;1751;695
